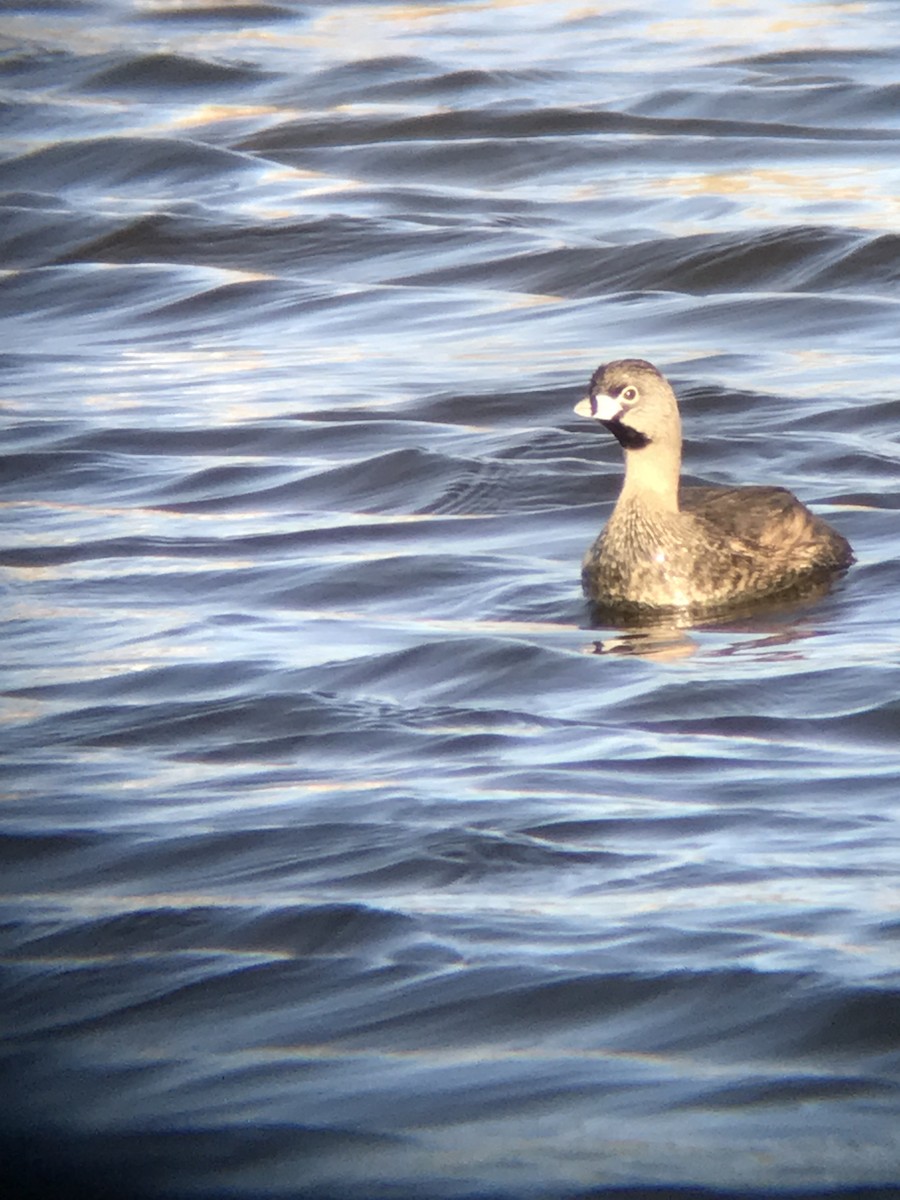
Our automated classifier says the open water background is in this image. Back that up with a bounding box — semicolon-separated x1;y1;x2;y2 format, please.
2;1;900;1197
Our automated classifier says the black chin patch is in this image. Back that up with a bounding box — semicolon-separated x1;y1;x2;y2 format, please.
602;419;650;450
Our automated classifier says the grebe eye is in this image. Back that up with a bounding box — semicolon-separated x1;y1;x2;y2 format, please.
621;386;638;403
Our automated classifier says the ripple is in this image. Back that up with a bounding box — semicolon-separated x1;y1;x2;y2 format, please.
3;4;900;1198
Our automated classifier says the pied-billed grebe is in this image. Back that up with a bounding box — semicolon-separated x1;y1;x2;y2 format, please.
574;359;854;615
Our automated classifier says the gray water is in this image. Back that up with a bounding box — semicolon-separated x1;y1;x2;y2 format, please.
3;2;900;1197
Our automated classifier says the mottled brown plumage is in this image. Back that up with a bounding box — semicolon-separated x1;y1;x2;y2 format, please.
574;360;853;615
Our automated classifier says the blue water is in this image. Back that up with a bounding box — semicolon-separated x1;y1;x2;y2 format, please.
3;2;900;1197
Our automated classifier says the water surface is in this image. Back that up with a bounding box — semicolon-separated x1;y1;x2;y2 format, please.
2;2;900;1197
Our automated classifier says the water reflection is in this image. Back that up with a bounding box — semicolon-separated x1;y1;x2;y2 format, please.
586;574;848;658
